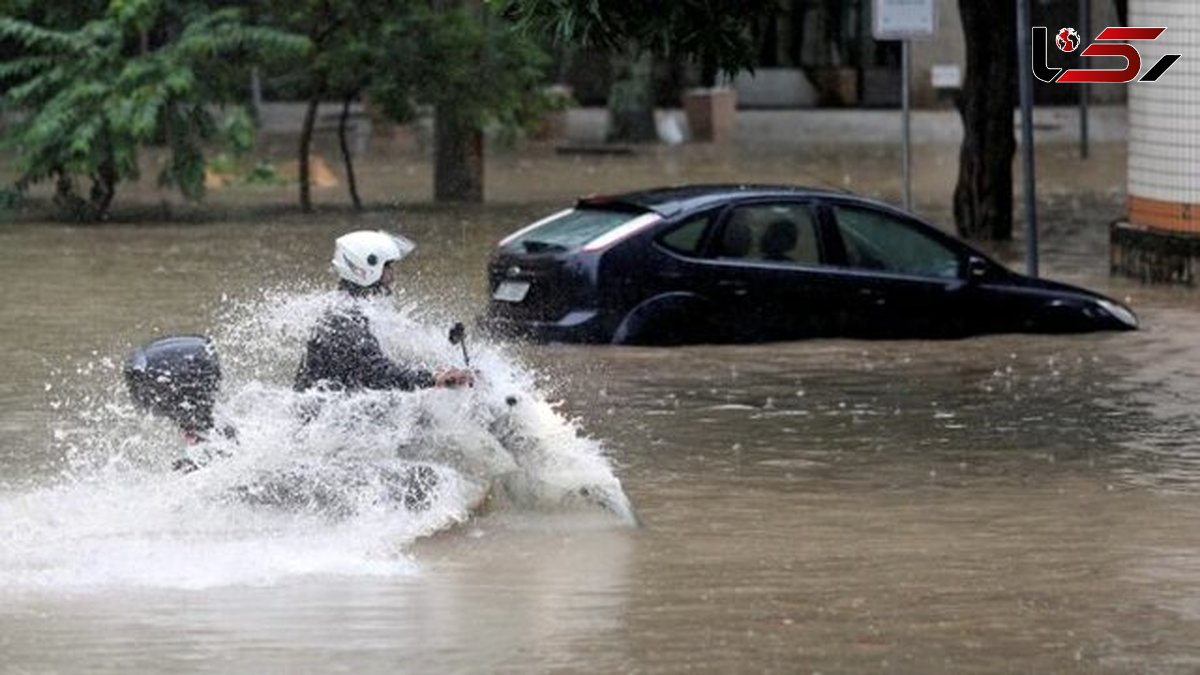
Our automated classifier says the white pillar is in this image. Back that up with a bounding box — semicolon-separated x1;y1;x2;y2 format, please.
1127;0;1200;233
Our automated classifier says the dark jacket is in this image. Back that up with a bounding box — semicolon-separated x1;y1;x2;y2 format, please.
294;304;435;392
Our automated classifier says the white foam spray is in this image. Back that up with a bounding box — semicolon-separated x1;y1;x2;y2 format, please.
0;288;636;591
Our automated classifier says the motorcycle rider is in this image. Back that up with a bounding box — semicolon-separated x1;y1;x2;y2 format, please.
294;230;474;392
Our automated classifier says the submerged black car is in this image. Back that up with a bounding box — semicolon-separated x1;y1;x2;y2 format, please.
484;185;1138;345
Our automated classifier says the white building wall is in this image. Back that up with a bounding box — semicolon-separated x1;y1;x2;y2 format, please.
1128;0;1200;217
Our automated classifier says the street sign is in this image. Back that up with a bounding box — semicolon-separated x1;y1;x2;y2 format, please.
872;0;936;210
930;64;962;90
873;0;937;41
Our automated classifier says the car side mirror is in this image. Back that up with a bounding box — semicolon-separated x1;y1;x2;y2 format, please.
966;256;990;282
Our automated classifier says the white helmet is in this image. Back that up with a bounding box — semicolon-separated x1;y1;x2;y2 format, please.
331;230;416;287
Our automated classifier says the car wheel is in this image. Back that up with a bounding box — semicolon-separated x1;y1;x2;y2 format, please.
612;298;711;346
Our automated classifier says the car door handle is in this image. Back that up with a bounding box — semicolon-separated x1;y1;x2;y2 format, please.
857;288;886;305
717;280;749;296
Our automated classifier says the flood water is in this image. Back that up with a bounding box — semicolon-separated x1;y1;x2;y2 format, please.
2;143;1200;672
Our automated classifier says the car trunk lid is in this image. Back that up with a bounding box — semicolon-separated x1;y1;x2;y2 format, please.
488;252;589;322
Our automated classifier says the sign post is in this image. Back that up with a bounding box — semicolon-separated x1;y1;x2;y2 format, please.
1016;0;1039;277
873;0;936;212
1079;0;1090;160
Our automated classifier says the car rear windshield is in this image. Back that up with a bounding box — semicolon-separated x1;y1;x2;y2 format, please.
502;207;650;253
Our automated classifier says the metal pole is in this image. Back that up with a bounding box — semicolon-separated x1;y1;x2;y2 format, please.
1079;0;1090;159
902;39;912;211
1016;0;1039;277
250;67;263;118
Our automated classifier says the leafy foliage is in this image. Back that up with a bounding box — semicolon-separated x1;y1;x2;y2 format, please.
373;4;555;140
265;0;555;206
0;1;307;219
498;0;778;85
253;0;408;211
257;0;395;101
0;186;21;210
1;0;558;214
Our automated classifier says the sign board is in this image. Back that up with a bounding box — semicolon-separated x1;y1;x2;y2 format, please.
930;64;962;89
873;0;937;41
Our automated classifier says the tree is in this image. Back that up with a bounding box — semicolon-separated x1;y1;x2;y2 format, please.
498;0;776;150
372;2;553;202
257;0;398;211
500;0;776;86
953;0;1016;240
261;1;550;206
606;52;657;143
0;0;305;220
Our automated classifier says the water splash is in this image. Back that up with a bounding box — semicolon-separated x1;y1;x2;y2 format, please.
0;288;635;590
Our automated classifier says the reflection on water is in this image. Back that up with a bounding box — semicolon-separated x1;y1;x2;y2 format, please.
542;314;1200;491
0;519;637;674
2;154;1200;671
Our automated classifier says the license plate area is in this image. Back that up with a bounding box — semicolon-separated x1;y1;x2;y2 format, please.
492;280;531;303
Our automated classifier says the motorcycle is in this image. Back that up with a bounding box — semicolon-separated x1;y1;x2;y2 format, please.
122;330;639;526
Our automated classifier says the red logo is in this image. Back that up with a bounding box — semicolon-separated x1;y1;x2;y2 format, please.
1033;26;1181;84
1056;27;1081;52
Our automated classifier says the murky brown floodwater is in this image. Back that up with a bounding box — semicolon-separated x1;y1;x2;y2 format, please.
2;143;1200;673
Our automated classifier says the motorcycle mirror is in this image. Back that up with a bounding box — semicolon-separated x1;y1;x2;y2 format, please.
449;322;470;366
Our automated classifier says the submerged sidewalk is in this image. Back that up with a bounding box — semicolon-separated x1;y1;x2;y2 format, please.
253;101;1127;149
562;105;1128;146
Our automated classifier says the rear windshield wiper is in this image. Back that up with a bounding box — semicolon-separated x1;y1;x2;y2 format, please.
521;240;568;253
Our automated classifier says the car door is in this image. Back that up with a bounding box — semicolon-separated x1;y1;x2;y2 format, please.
821;200;971;339
680;200;838;342
958;257;1111;335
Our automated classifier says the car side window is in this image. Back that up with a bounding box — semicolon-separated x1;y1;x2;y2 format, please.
658;210;716;256
717;203;820;264
832;205;961;279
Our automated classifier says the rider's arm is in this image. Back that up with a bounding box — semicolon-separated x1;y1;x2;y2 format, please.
364;348;436;391
322;312;436;391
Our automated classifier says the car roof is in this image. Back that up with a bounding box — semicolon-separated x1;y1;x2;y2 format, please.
576;184;858;218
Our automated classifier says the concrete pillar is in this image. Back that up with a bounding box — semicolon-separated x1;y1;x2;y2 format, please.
1113;0;1200;284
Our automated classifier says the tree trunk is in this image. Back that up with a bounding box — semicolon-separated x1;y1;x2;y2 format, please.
953;0;1017;241
788;0;807;66
607;52;657;143
298;97;319;213
431;0;484;203
338;95;363;210
250;67;263;119
91;172;116;220
88;140;118;221
433;108;484;202
53;172;87;221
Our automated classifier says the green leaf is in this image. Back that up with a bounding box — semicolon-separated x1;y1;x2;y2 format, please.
0;1;304;218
